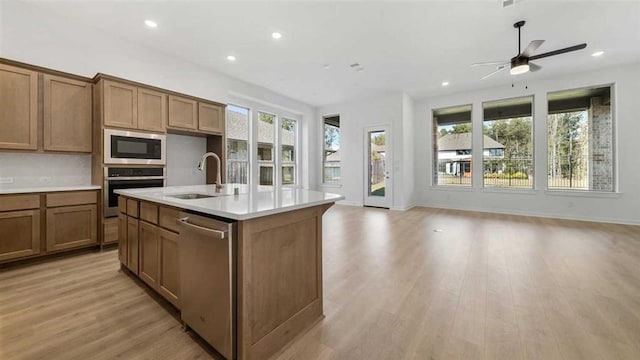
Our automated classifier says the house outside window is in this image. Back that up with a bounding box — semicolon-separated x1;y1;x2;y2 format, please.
432;104;473;186
226;105;250;184
547;85;614;191
482;96;534;189
258;112;275;186
323;115;340;184
281;119;296;185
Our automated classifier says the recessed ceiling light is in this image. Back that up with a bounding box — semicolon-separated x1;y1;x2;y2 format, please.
144;20;158;28
227;55;236;62
271;32;282;40
441;81;449;86
591;51;604;57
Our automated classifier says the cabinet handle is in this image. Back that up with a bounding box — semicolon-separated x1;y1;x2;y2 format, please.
177;217;227;239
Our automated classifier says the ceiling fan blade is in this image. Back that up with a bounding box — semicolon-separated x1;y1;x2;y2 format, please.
471;61;509;67
481;65;508;80
521;40;545;57
528;43;587;60
529;62;542;72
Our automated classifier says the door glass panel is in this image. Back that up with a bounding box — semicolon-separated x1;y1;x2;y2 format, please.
368;130;386;196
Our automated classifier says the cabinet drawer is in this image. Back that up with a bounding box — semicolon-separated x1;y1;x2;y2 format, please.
159;206;180;233
118;196;127;214
140;202;158;224
127;199;139;217
47;191;97;207
0;194;40;211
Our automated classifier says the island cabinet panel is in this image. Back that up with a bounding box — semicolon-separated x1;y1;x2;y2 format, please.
158;228;180;308
43;74;92;153
0;64;38;150
126;199;139;218
0;210;41;262
46;205;98;252
198;102;225;134
103;217;119;245
139;202;158;225
158;206;180;233
138;221;159;289
118;214;128;265
138;87;167;132
126;217;139;274
103;80;138;129
237;204;331;360
168;95;197;130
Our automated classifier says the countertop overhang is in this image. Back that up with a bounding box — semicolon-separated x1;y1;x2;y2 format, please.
115;184;344;220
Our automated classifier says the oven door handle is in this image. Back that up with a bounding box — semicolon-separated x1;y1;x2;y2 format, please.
105;176;166;180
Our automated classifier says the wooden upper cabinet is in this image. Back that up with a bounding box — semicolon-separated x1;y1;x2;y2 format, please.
138;87;167;132
168;95;197;130
0;64;38;150
103;80;138;129
43;75;92;152
198;102;225;134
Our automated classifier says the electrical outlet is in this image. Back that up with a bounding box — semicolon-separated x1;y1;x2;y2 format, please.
39;176;52;183
0;177;14;184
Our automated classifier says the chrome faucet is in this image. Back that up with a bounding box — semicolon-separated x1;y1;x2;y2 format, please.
197;152;223;192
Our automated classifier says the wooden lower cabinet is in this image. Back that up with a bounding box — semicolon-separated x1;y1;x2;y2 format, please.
46;205;97;252
0;210;41;261
127;217;139;274
139;221;159;288
118;214;128;265
158;228;180;308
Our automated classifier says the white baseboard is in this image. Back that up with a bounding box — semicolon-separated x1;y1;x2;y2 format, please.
336;200;363;207
391;204;416;211
417;201;640;226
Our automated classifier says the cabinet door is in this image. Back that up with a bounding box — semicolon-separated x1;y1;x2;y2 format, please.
0;210;40;262
168;95;197;130
43;75;92;152
139;221;159;289
198;102;225;134
118;213;128;265
138;88;167;132
0;64;38;150
158;228;179;308
127;217;139;274
103;80;138;129
46;205;97;252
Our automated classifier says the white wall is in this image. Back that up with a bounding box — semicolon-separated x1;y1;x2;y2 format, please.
415;62;640;225
0;153;91;190
165;134;207;186
0;2;317;189
400;93;415;209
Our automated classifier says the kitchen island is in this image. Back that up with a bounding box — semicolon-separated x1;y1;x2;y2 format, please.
114;185;343;360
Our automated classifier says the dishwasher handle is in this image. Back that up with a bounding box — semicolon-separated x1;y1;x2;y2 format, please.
177;217;228;239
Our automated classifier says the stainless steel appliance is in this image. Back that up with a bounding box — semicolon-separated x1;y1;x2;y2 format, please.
104;128;166;165
104;167;165;217
177;212;236;360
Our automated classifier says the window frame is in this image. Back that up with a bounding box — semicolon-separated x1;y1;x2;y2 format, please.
280;117;299;187
431;104;474;188
225;103;251;185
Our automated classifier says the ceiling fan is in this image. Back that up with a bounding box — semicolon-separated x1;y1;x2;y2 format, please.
472;20;587;79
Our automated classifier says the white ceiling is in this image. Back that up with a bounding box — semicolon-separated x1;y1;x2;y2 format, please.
27;0;640;106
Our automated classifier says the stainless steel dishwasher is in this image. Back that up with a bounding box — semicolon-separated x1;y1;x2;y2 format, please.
177;211;237;360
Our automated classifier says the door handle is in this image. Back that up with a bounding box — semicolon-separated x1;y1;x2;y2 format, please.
177;217;228;239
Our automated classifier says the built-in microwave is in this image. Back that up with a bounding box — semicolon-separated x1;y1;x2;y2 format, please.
104;129;166;165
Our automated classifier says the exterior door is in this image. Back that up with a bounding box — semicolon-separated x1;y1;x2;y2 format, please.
364;126;391;208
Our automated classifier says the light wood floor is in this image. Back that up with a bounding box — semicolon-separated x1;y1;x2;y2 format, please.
2;206;640;360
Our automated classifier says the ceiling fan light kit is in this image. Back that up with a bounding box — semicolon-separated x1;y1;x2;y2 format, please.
473;20;587;79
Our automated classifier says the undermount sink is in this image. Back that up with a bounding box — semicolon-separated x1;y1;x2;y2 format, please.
168;193;216;200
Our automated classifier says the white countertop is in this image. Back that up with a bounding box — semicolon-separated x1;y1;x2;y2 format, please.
0;185;101;195
115;184;344;220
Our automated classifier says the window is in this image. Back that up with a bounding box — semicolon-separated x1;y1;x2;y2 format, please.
226;105;250;184
432;105;472;186
258;112;275;186
547;85;613;191
281;118;296;185
323;115;340;184
482;96;533;189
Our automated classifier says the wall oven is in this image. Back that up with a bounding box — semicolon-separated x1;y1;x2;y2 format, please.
104;128;166;165
104;167;165;217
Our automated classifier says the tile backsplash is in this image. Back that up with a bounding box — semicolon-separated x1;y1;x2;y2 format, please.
0;153;92;190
